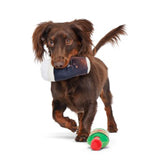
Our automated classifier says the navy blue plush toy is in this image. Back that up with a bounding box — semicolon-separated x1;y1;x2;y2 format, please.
41;57;91;82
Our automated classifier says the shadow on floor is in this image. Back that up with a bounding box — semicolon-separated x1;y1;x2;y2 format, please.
46;132;75;140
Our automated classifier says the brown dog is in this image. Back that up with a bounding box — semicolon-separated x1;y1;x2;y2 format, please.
32;19;126;142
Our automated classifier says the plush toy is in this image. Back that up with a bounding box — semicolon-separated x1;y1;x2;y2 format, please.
41;57;91;82
87;128;109;151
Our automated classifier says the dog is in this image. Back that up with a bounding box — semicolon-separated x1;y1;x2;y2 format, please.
32;19;126;142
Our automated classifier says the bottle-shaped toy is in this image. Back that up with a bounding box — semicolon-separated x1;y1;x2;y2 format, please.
41;57;91;82
87;128;109;150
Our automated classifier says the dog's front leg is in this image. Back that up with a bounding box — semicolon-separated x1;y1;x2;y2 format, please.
52;100;77;132
75;101;97;142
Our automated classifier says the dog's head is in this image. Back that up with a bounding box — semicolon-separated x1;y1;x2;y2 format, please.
32;19;93;68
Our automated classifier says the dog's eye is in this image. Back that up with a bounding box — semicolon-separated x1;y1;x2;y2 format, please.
49;40;54;47
65;39;73;45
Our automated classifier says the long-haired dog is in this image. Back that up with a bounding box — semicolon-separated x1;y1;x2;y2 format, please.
32;19;126;142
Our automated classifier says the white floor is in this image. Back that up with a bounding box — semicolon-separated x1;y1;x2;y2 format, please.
1;97;159;160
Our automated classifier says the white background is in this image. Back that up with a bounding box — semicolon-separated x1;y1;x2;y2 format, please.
0;0;160;159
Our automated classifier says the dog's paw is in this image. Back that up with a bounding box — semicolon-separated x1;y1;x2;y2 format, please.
75;133;88;142
108;122;118;132
64;117;77;132
69;119;77;132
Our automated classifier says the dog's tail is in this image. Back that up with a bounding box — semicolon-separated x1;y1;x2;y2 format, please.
92;25;126;56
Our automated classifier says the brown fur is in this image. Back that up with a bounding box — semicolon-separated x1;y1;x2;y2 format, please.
32;19;126;142
93;25;126;55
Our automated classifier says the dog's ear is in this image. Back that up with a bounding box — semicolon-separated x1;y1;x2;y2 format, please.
32;21;53;61
70;19;93;55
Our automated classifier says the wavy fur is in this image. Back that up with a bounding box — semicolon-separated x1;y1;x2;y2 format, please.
93;25;126;56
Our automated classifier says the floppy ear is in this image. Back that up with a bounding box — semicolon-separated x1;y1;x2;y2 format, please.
70;19;93;55
32;21;53;61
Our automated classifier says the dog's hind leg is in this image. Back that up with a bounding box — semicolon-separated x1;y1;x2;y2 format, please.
100;79;118;132
52;100;77;132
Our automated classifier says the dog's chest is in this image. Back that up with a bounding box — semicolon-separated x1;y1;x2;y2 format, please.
64;82;86;112
51;79;86;112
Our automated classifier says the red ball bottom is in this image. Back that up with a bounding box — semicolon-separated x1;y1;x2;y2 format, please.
91;137;102;151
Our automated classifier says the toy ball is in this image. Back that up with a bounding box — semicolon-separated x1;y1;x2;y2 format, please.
87;128;109;151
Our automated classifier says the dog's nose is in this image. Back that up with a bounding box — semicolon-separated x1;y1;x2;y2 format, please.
54;61;65;69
